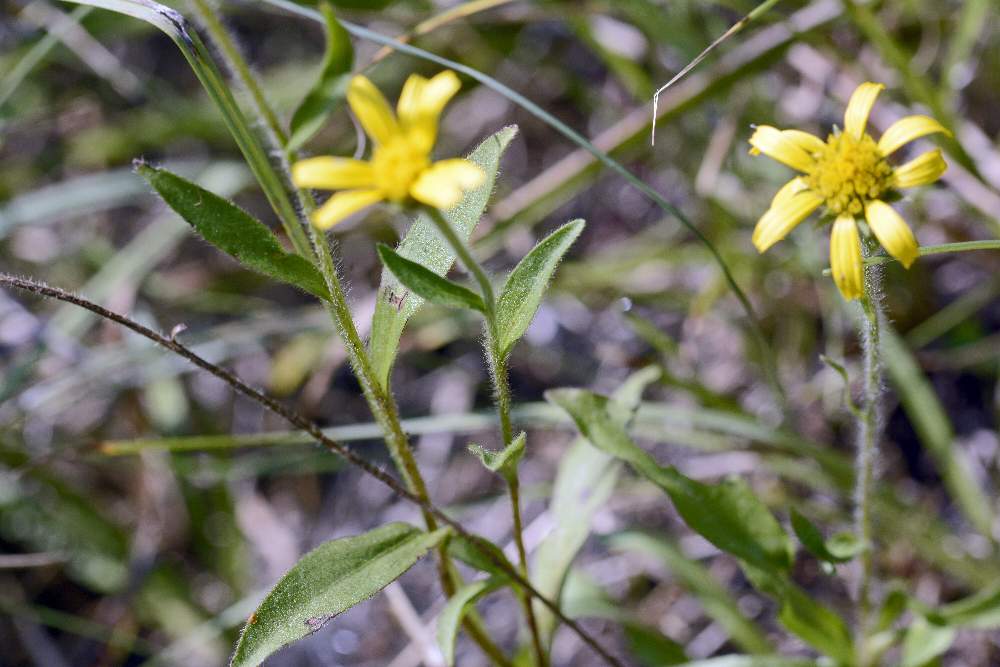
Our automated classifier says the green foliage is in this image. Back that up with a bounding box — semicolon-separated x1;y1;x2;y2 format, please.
231;523;450;667
900;616;955;667
468;431;525;480
376;244;486;312
495;219;584;356
436;578;504;666
610;532;772;655
137;163;328;299
532;367;660;644
287;3;352;151
545;388;793;573
368;126;517;388
790;508;865;565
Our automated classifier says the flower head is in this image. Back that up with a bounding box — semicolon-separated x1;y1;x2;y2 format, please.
292;70;485;229
748;82;950;300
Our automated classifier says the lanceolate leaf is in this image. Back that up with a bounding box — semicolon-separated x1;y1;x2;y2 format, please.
790;508;863;565
436;578;504;666
231;523;449;667
376;245;486;313
545;388;793;573
369;126;518;389
287;4;353;152
138;163;328;299
495;219;584;356
468;431;525;479
532;368;659;644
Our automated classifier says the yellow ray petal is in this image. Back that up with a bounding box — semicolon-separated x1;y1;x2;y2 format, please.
782;129;825;155
893;149;947;188
347;75;399;146
311;189;384;229
397;70;461;153
409;159;485;210
830;214;863;300
770;177;809;208
844;82;884;140
751;189;823;252
748;125;815;173
877;115;951;156
291;157;375;190
865;200;919;268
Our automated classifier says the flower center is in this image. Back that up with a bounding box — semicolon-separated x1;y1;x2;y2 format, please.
372;135;431;203
805;131;892;216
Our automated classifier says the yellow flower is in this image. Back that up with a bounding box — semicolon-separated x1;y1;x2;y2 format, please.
292;71;485;229
748;82;950;300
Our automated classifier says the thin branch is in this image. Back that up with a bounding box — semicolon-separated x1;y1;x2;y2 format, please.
1;272;625;667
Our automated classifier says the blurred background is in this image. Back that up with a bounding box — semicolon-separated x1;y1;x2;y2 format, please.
1;0;999;665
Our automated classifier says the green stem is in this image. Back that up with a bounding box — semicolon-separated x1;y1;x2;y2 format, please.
185;9;511;664
425;206;547;667
856;251;883;667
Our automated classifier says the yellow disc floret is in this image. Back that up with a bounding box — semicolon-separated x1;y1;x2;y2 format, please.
372;135;431;203
805;131;893;216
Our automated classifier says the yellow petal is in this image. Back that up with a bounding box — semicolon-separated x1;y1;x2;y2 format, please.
771;177;809;208
751;189;823;252
877;114;951;156
893;149;947;188
844;82;884;140
782;129;826;155
830;214;864;301
291;157;375;190
347;75;399;146
397;70;461;153
311;189;384;229
748;125;815;172
409;159;485;210
865;200;919;268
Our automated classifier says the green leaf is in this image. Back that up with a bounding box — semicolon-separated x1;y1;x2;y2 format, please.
674;657;819;667
468;431;525;479
376;244;486;313
790;508;863;565
368;126;518;389
287;4;352;152
545;388;793;573
901;616;955;667
609;532;772;655
934;582;1000;629
436;578;504;666
744;566;853;664
446;535;516;579
137;163;328;299
623;622;688;666
495;219;584;356
532;367;659;644
231;523;449;667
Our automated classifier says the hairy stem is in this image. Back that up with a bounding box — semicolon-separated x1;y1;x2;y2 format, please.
855;254;883;666
425;206;547;666
184;10;510;663
1;272;622;667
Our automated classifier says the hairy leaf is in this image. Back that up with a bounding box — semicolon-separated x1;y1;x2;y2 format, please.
369;126;517;388
495;219;584;356
231;523;449;667
138;163;328;299
468;431;525;479
376;244;485;313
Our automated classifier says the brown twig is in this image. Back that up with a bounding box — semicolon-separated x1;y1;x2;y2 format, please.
1;272;624;667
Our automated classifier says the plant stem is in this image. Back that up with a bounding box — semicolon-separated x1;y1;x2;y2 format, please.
855;250;883;666
185;11;511;664
425;206;547;667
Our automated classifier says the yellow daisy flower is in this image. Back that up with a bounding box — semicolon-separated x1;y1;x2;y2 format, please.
748;82;951;300
292;70;485;229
